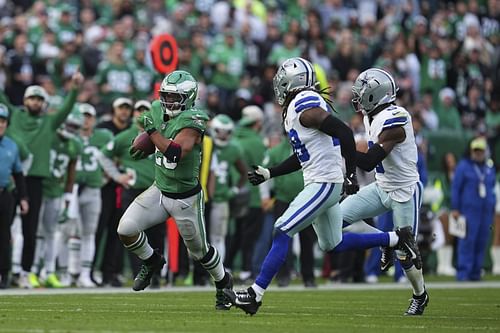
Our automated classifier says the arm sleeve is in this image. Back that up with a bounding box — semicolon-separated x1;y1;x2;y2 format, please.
318;114;357;175
97;151;122;183
0;90;17;113
269;154;301;178
356;144;387;172
52;88;78;129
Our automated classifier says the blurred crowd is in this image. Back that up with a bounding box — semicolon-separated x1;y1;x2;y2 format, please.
0;0;499;289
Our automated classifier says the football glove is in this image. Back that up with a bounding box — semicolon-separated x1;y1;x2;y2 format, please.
129;146;148;160
58;207;69;224
142;113;156;134
248;165;271;186
343;172;359;195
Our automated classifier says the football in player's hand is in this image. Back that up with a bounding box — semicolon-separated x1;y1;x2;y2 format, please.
132;132;155;155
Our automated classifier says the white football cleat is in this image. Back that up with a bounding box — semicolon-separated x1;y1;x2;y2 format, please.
77;274;97;288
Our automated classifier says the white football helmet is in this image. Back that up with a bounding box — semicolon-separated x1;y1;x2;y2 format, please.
352;68;398;115
273;57;316;106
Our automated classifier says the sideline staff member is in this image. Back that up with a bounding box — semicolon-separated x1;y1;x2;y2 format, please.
0;104;28;289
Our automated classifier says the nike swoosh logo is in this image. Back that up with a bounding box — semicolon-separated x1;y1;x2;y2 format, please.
181;206;189;210
235;299;252;305
406;246;417;259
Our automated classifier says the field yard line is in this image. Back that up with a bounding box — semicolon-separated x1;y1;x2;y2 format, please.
1;281;500;296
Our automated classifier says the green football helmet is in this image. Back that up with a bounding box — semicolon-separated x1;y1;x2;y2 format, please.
58;109;84;139
351;68;398;115
159;70;198;117
210;114;234;147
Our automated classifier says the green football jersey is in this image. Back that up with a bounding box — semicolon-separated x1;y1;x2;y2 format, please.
264;138;304;203
76;128;114;188
43;134;82;198
212;141;244;203
234;126;266;208
96;61;135;105
146;101;209;194
102;125;155;190
1;89;78;178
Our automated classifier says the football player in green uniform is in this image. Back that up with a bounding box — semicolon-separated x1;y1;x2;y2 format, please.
57;103;114;287
120;70;233;310
100;100;164;285
33;111;83;288
207;114;247;263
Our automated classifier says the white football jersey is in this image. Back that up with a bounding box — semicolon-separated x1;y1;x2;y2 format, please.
363;105;419;201
284;90;344;185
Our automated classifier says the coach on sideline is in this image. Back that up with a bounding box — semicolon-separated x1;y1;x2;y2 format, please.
0;104;28;289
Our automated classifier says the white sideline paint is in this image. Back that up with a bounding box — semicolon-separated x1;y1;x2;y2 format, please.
1;281;500;296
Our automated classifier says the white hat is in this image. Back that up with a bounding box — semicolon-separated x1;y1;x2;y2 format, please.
79;103;96;116
239;105;264;126
24;85;48;100
439;87;455;101
113;97;133;109
134;100;152;111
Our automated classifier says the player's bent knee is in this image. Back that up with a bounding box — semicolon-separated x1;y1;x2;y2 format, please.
117;217;137;237
177;221;197;240
317;236;342;252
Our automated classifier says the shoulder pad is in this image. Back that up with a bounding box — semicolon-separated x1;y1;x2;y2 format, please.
291;90;322;113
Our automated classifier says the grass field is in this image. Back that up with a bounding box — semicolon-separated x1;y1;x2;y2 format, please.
1;283;500;333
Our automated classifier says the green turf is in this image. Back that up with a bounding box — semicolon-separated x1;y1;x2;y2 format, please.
1;288;499;333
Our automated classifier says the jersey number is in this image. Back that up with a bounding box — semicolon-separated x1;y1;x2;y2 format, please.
77;146;99;172
49;149;70;178
288;129;310;162
368;141;385;173
155;154;177;169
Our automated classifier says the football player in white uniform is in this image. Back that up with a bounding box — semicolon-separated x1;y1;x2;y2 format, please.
224;58;421;315
341;68;428;315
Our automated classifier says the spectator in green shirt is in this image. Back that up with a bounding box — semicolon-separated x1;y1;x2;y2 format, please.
436;87;463;131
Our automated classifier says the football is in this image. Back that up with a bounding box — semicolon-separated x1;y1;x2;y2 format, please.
132;132;156;155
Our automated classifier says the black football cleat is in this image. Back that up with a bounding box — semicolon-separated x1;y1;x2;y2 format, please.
223;287;262;316
133;251;166;291
380;246;394;272
396;226;423;269
215;272;233;310
405;291;429;315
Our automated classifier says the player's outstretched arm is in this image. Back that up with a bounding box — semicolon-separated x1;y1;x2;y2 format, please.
248;154;302;186
356;127;405;171
52;70;84;129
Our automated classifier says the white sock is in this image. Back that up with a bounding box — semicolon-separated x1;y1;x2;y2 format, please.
80;234;96;272
200;246;225;281
44;234;57;274
68;237;81;275
404;266;425;296
252;283;265;302
125;232;154;260
388;232;399;247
